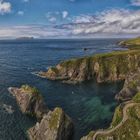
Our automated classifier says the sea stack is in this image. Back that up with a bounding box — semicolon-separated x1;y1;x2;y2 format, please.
8;85;74;140
8;85;49;120
28;107;74;140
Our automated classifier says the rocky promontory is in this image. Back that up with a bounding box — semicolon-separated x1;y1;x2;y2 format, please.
119;37;140;49
28;107;73;140
39;50;140;84
8;85;74;140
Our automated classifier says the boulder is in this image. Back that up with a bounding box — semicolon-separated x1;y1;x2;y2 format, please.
28;107;74;140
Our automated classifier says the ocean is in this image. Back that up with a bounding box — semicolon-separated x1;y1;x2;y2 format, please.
0;39;125;140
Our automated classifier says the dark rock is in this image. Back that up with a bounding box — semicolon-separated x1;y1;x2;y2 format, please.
8;85;49;120
28;107;74;140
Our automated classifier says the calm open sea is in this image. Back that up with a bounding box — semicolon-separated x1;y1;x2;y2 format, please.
0;39;125;140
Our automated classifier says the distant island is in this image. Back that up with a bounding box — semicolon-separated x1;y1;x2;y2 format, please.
15;37;35;40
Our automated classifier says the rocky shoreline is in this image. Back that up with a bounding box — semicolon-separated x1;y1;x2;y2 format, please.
8;85;74;140
38;49;140;84
8;37;140;140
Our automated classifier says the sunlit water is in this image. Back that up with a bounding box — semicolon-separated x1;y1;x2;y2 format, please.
0;39;125;140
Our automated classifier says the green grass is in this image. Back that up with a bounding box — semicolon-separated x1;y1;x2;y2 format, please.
48;107;63;130
120;37;140;49
111;105;123;128
96;104;140;140
21;85;40;95
133;92;140;103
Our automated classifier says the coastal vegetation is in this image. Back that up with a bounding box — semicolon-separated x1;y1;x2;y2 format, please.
8;37;140;140
8;85;74;140
39;49;140;84
119;37;140;49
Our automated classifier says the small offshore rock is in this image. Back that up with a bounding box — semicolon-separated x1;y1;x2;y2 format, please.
8;85;49;120
28;107;74;140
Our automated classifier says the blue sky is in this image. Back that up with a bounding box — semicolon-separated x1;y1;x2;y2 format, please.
0;0;140;38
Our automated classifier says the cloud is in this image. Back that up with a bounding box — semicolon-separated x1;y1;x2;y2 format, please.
0;0;11;15
0;9;140;38
131;0;140;6
17;11;24;16
62;11;68;19
0;25;71;39
46;11;69;23
23;0;29;2
63;9;140;36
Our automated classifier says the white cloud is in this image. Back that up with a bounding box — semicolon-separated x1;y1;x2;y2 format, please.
66;9;140;36
23;0;29;2
131;0;140;6
46;11;69;23
62;11;68;19
0;0;11;15
0;9;140;38
17;11;24;16
0;25;71;39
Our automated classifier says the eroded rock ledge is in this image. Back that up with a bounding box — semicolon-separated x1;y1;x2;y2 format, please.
8;85;74;140
39;50;140;84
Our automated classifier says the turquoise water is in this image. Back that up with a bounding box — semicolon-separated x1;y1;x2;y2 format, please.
0;39;125;140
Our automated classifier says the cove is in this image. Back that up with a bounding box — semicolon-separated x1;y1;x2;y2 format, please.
0;39;125;140
38;79;124;139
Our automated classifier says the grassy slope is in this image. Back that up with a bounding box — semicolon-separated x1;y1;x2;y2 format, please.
120;37;140;49
82;92;140;140
96;104;140;140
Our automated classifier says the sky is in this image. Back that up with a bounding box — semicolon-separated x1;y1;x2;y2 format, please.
0;0;140;38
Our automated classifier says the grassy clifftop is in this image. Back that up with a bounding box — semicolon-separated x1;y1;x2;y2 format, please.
81;93;140;140
39;49;140;83
119;37;140;49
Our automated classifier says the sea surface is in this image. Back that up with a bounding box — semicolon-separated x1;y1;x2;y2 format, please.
0;39;125;140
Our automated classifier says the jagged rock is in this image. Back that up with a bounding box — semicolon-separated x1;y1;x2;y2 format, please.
8;85;49;120
116;69;140;101
38;50;140;84
28;107;74;140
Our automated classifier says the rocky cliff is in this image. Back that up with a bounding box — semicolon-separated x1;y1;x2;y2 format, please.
8;85;74;140
8;85;48;120
39;50;140;84
28;107;74;140
116;69;140;101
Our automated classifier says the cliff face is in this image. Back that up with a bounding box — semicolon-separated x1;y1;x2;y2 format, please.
28;107;74;140
39;50;140;84
116;69;140;101
8;85;49;120
8;85;74;140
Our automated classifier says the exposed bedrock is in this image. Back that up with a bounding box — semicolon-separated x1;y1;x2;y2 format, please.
116;69;140;101
8;85;74;140
8;85;49;120
28;107;74;140
39;50;140;84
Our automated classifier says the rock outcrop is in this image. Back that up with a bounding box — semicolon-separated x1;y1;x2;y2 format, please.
116;69;140;101
28;107;74;140
39;50;140;84
8;85;49;120
8;85;74;140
